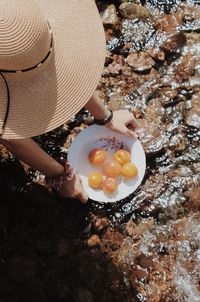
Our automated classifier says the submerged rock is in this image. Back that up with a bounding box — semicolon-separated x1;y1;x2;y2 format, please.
185;110;200;128
160;32;187;54
175;53;196;82
169;133;188;152
137;118;169;156
156;11;183;32
126;51;155;72
101;4;119;25
119;2;151;20
87;235;100;248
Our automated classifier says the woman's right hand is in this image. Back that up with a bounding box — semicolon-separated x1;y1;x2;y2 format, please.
57;173;88;204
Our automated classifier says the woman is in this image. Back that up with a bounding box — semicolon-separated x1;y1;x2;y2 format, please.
0;0;137;203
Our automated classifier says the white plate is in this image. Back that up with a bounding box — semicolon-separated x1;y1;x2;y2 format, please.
68;125;146;203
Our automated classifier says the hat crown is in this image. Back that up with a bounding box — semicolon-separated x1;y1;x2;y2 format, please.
0;0;51;71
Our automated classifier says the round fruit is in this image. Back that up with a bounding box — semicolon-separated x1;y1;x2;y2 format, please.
102;177;118;194
114;149;131;166
102;160;121;178
121;162;138;179
88;148;106;166
88;172;103;188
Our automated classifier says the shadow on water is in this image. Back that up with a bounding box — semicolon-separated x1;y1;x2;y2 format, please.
0;160;142;302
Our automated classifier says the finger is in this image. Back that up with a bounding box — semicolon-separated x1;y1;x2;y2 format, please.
117;124;137;138
78;191;88;204
127;129;138;138
77;177;88;204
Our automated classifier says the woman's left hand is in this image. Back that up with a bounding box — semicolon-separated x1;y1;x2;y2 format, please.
106;110;138;137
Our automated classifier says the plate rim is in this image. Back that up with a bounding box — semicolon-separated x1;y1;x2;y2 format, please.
68;125;146;203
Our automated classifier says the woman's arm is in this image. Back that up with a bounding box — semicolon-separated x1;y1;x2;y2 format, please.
0;138;88;203
85;91;138;137
0;138;64;177
85;91;110;120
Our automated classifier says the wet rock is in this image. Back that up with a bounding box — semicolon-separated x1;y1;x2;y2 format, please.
130;181;164;214
181;5;200;32
175;53;196;82
168;165;193;179
193;162;200;173
132;265;149;279
137;118;169;156
103;228;124;251
160;32;186;54
125;219;154;237
91;216;110;233
126;52;154;73
104;27;115;42
106;54;125;75
87;234;100;248
109;93;124;111
104;50;113;66
101;4;119;25
147;47;165;61
125;221;138;237
137;254;155;270
160;87;178;107
185;185;200;208
107;61;122;75
169;133;187;152
156;11;183;32
185;110;200;128
119;2;151;20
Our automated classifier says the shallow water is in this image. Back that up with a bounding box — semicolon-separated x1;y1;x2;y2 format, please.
6;0;199;301
92;1;200;300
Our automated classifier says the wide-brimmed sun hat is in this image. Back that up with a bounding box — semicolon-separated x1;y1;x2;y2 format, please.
0;0;106;139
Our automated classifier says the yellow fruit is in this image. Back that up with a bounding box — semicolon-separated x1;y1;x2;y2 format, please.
88;148;106;166
102;160;121;178
102;177;118;194
88;172;103;188
121;162;138;179
114;149;131;166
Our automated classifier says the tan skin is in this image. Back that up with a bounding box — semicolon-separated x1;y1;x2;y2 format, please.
0;91;138;203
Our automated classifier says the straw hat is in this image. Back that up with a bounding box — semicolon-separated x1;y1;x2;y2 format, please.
0;0;106;139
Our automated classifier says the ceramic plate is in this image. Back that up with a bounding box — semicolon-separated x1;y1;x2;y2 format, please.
68;125;146;203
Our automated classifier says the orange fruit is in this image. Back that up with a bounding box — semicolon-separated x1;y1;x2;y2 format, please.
114;149;131;166
88;148;106;166
88;172;103;188
102;177;118;194
121;162;138;179
102;160;121;178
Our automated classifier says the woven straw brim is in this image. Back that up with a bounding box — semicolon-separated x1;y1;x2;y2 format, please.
0;0;106;139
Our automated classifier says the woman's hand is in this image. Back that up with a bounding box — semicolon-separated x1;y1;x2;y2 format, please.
106;110;138;137
0;138;88;204
57;173;88;204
